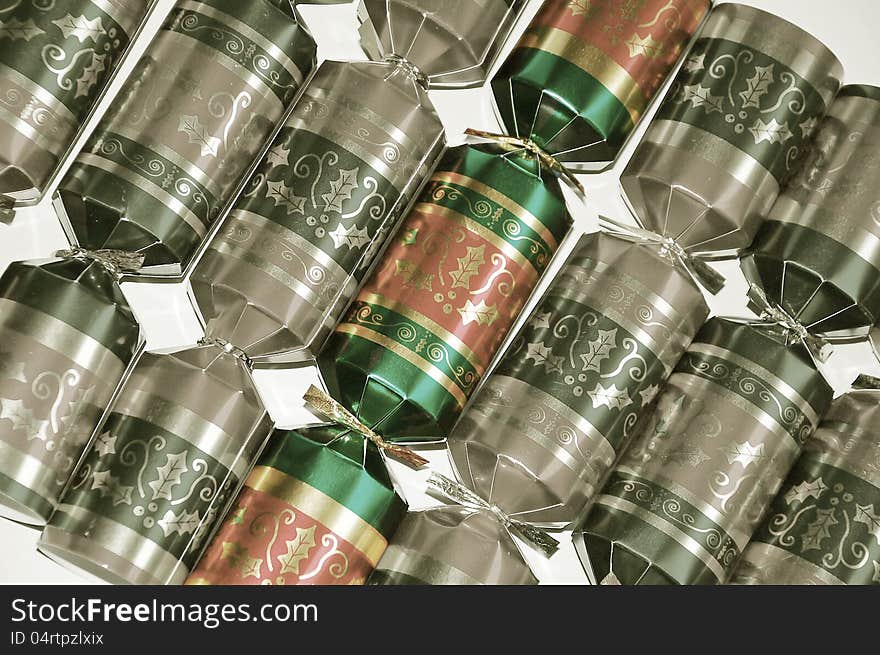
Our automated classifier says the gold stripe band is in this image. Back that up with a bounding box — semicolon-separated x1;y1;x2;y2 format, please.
518;26;644;124
359;291;484;375
247;466;387;566
336;323;468;407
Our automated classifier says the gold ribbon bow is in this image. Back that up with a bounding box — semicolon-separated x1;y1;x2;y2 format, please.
597;215;726;294
427;472;559;557
853;374;880;390
198;336;254;369
464;127;585;195
746;285;833;363
56;247;145;278
303;385;428;468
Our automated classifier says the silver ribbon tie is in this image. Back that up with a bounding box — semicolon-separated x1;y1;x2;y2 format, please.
427;472;560;557
198;336;254;369
383;53;429;90
853;374;880;390
596;215;726;294
56;246;145;278
746;285;833;363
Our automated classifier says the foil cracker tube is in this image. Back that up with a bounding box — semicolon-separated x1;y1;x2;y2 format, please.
448;231;709;528
743;85;880;338
52;0;318;273
575;317;833;585
38;334;273;585
872;326;880;363
0;256;140;525
319;143;573;443
189;0;529;361
367;506;537;585
620;3;842;253
731;383;880;585
0;0;156;221
356;0;528;89
492;0;710;169
186;426;407;586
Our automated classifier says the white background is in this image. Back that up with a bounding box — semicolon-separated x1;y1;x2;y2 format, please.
1;0;879;584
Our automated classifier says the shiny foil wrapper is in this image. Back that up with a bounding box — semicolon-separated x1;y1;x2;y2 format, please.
448;232;709;528
367;506;537;585
731;388;880;585
621;3;842;253
575;318;832;585
53;0;318;272
743;85;880;337
189;58;445;361
0;258;139;524
872;326;880;364
39;341;272;584
319;143;572;442
0;0;154;218
492;0;710;169
186;426;406;586
357;0;528;89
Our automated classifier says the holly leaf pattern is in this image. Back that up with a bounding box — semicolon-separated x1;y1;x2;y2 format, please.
329;223;370;250
784;477;827;506
229;506;247;525
148;450;189;501
265;143;290;168
178;115;221;157
266;179;306;216
681;84;724;114
739;64;775;109
93;430;117;458
277;525;317;575
157;508;201;538
683;52;705;73
400;228;418;245
579;328;617;373
801;507;838;552
587;383;633;411
748;117;793;145
221;542;262;580
567;0;593;17
321;167;359;213
52;14;105;43
448;245;486;289
75;53;106;99
89;469;133;506
625;33;663;59
660;444;711;468
394;259;433;291
723;441;766;469
639;385;660;407
0;17;45;41
458;299;499;326
798;116;819;138
854;504;880;546
524;341;564;374
0;398;47;440
529;311;551;330
59;384;96;433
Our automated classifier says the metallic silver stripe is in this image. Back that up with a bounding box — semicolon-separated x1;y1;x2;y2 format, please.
0;298;126;377
112;390;249;478
376;544;484;585
0;63;77;125
674;372;805;452
736;542;846;585
0;104;66;156
160;31;282;112
687;341;819;425
75;152;207;238
0;439;59;512
596;494;726;581
48;506;189;584
486;375;616;468
106;125;223;199
178;0;306;86
642;119;777;192
615;464;751;548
